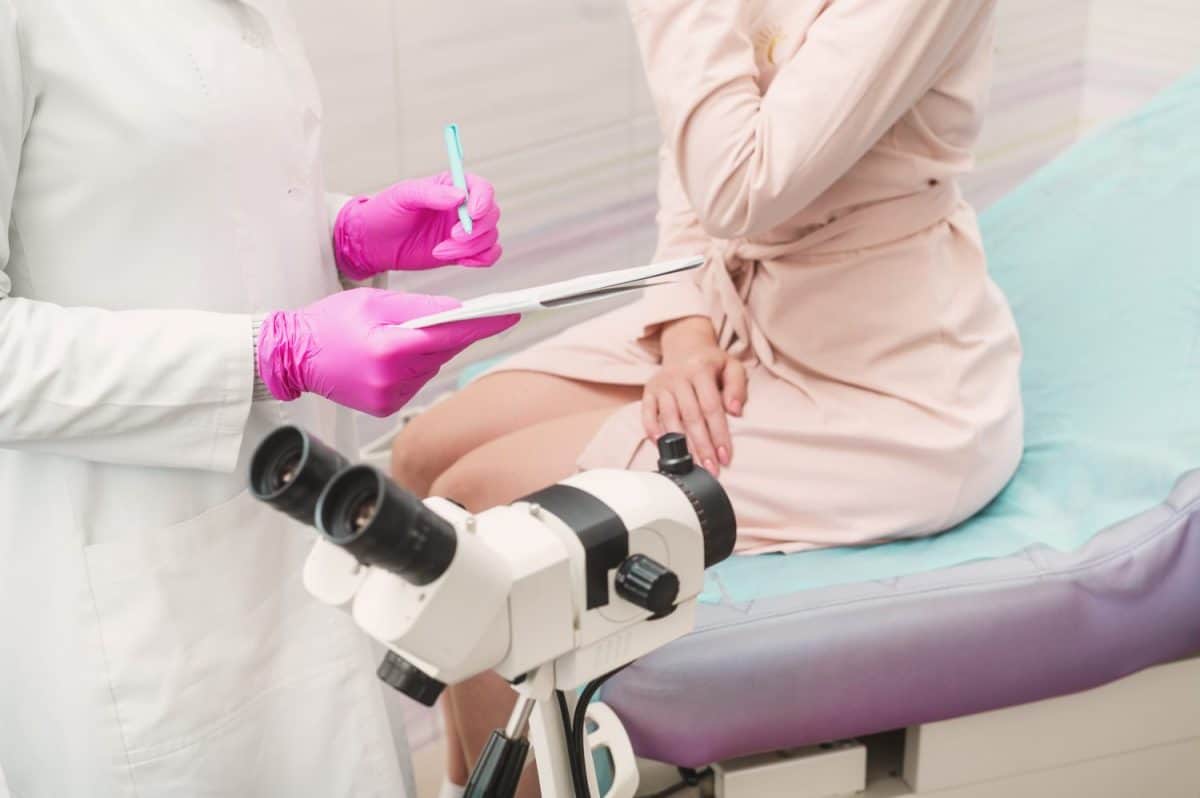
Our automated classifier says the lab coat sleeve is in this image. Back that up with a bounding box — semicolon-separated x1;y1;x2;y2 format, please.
0;4;254;472
628;0;991;239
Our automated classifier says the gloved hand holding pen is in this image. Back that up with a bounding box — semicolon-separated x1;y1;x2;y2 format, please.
257;289;518;418
333;172;503;279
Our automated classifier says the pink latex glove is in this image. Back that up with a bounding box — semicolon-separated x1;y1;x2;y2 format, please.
333;172;503;280
258;288;517;417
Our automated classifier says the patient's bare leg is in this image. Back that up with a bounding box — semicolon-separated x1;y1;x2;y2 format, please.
394;373;637;791
432;408;630;798
441;686;470;786
391;371;639;497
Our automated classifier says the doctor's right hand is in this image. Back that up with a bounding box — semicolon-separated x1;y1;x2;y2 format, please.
257;289;518;418
333;174;503;280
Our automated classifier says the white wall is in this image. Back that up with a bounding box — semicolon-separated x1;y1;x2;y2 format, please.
969;0;1200;207
959;0;1092;208
1082;0;1200;131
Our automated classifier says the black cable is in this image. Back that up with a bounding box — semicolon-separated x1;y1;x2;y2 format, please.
556;690;586;798
570;667;628;798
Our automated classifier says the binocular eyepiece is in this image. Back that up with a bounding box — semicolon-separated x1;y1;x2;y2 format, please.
315;464;457;586
250;425;736;588
249;426;456;586
249;426;348;526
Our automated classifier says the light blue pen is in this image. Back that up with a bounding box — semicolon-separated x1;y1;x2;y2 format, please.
444;123;473;235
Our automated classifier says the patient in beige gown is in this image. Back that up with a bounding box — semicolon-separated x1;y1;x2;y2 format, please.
393;1;1022;793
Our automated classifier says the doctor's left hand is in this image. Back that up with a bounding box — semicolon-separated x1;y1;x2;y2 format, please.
257;288;518;418
333;172;502;280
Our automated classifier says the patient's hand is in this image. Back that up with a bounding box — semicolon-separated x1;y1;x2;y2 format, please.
643;316;747;475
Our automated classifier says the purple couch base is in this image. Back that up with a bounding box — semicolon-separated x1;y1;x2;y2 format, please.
602;471;1200;768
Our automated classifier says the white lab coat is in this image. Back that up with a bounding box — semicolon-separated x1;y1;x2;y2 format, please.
0;2;409;796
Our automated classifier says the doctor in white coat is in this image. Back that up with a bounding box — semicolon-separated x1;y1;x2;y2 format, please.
0;2;513;796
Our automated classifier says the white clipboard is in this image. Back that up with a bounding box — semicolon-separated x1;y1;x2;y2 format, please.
398;255;704;329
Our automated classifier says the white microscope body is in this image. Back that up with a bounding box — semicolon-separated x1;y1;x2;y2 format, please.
250;427;736;798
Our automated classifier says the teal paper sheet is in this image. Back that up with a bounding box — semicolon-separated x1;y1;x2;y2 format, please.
461;68;1200;604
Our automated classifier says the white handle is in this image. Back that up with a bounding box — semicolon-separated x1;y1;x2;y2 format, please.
584;702;638;798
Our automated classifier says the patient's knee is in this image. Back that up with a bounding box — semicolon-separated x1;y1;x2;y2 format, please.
391;417;450;497
428;456;499;514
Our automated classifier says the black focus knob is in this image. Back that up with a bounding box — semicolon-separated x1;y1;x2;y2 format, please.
615;554;680;615
377;651;446;707
656;433;694;475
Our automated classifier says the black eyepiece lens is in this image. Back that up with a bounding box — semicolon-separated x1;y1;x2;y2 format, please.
316;465;457;586
322;476;381;545
249;426;349;527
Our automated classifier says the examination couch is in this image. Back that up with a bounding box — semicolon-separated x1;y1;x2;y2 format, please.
385;68;1200;798
596;68;1200;798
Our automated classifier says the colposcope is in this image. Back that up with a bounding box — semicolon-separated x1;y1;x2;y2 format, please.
249;425;736;798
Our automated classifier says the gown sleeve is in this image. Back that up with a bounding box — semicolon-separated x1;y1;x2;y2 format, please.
0;1;255;472
629;0;992;239
634;144;715;340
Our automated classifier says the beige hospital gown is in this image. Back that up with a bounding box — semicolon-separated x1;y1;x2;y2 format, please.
493;0;1023;552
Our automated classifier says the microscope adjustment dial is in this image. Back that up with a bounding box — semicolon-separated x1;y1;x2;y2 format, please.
614;554;680;615
377;650;446;706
